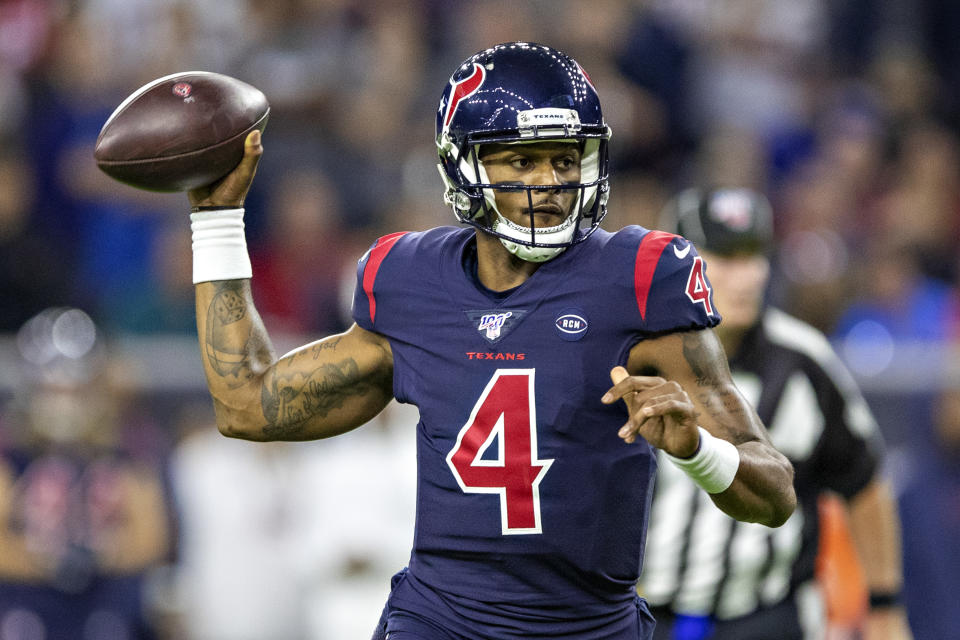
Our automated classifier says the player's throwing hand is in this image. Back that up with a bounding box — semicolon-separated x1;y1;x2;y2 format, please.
188;130;263;209
602;366;700;457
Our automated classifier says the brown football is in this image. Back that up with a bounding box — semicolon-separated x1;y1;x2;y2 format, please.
94;71;269;192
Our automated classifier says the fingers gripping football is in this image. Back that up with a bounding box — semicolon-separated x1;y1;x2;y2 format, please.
188;130;263;208
602;366;701;457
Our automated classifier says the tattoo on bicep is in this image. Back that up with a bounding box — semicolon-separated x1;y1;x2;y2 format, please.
260;357;390;438
310;338;341;359
681;332;728;386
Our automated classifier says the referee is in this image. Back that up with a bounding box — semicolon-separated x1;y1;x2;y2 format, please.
641;188;912;640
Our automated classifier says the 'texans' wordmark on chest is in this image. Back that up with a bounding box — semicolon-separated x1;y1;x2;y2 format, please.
466;352;526;361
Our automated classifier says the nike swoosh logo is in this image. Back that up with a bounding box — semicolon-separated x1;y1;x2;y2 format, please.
673;243;691;259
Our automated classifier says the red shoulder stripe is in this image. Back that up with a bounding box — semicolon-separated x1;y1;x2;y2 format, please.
633;231;675;322
362;232;408;324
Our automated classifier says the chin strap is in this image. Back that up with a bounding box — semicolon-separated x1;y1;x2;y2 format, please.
493;211;575;262
499;237;567;262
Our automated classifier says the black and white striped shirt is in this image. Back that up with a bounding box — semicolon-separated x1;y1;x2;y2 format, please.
640;308;883;620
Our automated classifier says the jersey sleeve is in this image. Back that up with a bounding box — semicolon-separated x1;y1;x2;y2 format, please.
352;231;410;332
627;228;722;334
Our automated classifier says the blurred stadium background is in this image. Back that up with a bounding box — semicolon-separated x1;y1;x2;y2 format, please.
0;0;959;638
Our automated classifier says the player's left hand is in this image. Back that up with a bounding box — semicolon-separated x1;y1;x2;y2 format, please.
601;366;701;457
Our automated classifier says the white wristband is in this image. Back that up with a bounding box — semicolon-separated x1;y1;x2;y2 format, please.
664;427;740;494
190;208;252;283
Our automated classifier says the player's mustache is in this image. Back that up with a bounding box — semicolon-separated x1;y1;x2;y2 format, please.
490;181;570;211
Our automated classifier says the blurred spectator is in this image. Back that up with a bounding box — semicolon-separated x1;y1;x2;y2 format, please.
614;5;695;176
167;398;416;640
0;308;172;640
871;120;960;282
167;402;313;640
868;47;939;143
299;401;417;639
692;127;770;192
0;0;54;145
897;372;960;640
760;83;890;332
23;9;184;328
0;0;953;345
835;240;957;345
109;221;198;335
831;236;958;464
921;0;960;131
237;0;428;231
250;169;354;336
619;0;828;145
0;151;75;331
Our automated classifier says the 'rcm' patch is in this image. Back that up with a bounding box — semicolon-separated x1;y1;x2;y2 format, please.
555;309;589;341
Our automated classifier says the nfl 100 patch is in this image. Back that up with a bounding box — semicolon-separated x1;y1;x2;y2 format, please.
465;309;528;343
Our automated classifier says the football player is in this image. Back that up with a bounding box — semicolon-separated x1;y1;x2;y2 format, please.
185;43;796;639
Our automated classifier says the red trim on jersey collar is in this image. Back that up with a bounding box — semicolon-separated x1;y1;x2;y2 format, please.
363;231;409;324
633;231;675;322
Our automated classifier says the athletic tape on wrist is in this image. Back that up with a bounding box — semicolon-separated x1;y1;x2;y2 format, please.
190;208;252;283
664;427;740;494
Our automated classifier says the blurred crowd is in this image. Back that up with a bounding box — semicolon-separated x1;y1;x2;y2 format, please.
0;0;959;638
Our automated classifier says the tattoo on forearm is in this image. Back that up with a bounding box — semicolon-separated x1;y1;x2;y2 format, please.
692;387;754;444
682;332;753;444
260;357;390;438
204;282;267;388
213;288;246;324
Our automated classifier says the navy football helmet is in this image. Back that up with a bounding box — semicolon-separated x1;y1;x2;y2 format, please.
436;42;612;261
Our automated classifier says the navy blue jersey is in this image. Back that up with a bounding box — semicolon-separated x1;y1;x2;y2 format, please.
353;226;719;638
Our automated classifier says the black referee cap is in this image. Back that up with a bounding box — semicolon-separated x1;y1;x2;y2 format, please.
659;187;774;256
